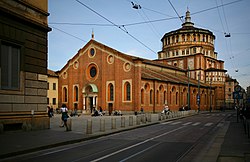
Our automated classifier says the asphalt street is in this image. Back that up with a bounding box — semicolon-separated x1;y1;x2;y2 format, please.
3;111;233;162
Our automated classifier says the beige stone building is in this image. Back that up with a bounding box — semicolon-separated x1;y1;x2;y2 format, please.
47;70;59;110
225;74;238;109
0;0;51;132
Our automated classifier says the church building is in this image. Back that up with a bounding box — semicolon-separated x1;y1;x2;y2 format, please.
58;10;226;113
157;10;226;109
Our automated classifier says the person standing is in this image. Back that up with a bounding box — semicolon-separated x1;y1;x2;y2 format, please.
60;104;69;131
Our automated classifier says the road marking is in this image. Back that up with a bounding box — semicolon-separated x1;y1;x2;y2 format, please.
161;121;174;125
204;123;213;127
170;121;182;125
120;143;160;162
182;122;192;126
90;126;186;162
192;122;200;126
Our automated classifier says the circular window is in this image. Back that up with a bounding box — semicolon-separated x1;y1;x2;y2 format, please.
124;62;131;72
90;66;97;78
107;55;114;64
87;63;99;81
73;61;79;69
63;71;67;79
144;83;150;91
89;48;95;57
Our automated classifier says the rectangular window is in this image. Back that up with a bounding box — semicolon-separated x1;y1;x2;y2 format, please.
47;98;49;104
52;98;56;105
53;83;56;90
1;43;20;90
47;82;49;90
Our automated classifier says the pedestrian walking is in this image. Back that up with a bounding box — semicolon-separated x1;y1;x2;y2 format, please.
60;104;69;131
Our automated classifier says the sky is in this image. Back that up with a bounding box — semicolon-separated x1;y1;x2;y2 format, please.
48;0;250;89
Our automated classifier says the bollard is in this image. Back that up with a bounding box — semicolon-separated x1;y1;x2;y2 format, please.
67;118;72;131
129;116;133;126
121;116;125;128
162;114;166;120
111;118;116;129
141;114;146;124
158;113;161;121
86;119;92;134
147;114;151;122
136;115;141;125
100;118;105;132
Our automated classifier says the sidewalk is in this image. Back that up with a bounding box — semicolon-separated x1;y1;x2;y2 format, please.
0;113;162;159
0;111;249;161
217;115;250;162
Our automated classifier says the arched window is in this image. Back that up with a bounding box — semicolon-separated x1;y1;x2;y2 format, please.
63;87;67;102
156;90;159;104
205;94;207;105
74;86;78;102
175;35;179;43
182;34;185;42
176;92;178;105
164;91;167;104
187;34;190;41
124;82;131;101
150;90;153;104
141;89;144;104
193;47;196;54
108;83;114;101
183;88;187;105
170;91;172;105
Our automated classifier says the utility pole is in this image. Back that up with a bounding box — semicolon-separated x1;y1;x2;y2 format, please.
198;72;200;112
210;78;212;112
188;67;190;110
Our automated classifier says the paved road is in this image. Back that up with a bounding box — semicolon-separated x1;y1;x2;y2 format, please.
2;111;233;162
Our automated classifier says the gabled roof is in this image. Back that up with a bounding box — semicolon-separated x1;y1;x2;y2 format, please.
59;39;184;73
141;68;207;87
47;69;58;77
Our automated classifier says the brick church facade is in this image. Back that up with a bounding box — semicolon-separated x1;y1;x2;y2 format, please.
58;10;227;113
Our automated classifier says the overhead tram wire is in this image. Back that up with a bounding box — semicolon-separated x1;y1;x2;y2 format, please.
220;0;239;72
129;1;161;38
167;0;184;23
51;0;242;29
191;0;243;16
215;0;238;73
221;0;230;34
143;7;174;17
50;22;113;26
49;17;179;27
75;0;156;54
50;26;87;42
215;0;226;34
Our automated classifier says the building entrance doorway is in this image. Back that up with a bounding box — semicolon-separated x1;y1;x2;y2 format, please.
82;84;98;114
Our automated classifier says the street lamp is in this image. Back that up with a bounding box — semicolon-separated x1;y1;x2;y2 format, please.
210;78;212;112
